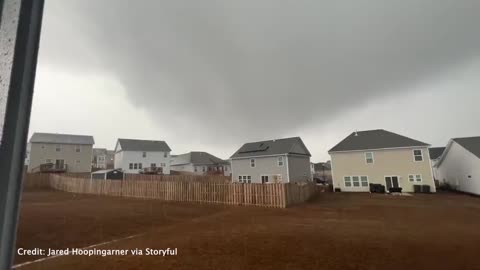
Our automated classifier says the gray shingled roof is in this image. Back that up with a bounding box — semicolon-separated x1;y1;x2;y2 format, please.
329;129;429;152
171;152;228;166
231;137;311;158
29;132;95;145
429;147;446;160
453;137;480;159
117;138;171;152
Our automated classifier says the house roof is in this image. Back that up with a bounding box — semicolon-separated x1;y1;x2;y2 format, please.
453;137;480;159
329;129;429;152
429;147;446;160
313;162;331;171
29;132;95;145
230;137;311;158
171;152;228;166
117;138;171;152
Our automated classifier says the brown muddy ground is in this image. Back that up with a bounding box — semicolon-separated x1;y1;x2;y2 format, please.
15;190;480;270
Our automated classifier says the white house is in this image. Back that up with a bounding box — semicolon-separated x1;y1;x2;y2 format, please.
435;137;480;195
114;138;172;174
171;151;231;176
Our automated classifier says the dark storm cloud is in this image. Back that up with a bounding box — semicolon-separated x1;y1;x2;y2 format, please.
39;0;480;145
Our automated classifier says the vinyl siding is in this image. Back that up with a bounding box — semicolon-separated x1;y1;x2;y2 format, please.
287;155;312;182
232;155;288;183
437;142;480;195
331;147;435;192
28;143;93;173
115;151;171;174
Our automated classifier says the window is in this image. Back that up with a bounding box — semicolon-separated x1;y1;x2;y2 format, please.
262;175;269;183
76;160;80;164
352;176;360;187
194;166;197;172
413;149;423;161
278;156;284;166
250;159;256;168
164;152;168;158
239;175;252;183
151;163;156;168
55;145;61;152
75;145;81;153
365;152;374;164
129;163;133;169
224;166;228;171
46;159;52;163
409;174;422;183
203;166;206;172
344;176;352;187
134;163;138;169
139;163;143;169
142;152;147;158
160;163;166;167
360;176;369;187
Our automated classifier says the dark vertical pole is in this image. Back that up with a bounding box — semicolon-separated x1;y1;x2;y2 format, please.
0;0;44;269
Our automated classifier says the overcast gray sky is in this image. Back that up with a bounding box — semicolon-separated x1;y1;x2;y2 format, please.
28;0;480;162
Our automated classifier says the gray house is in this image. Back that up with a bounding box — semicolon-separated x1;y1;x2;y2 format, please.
171;151;230;176
28;132;95;173
230;137;312;184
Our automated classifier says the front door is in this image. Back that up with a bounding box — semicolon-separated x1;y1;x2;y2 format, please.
385;176;400;190
55;159;65;169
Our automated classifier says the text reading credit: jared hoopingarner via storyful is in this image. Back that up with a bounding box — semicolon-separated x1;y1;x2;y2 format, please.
18;248;178;257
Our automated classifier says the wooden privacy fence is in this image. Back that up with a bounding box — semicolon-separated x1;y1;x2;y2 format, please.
23;173;51;189
27;174;316;208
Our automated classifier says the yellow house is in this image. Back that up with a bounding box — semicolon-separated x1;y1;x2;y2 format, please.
329;129;436;193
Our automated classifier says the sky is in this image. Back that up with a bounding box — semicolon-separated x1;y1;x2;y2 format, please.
28;0;480;162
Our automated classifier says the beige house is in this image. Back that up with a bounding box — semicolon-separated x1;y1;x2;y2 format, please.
28;133;95;173
329;129;436;193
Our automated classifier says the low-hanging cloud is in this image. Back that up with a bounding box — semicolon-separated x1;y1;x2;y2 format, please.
37;0;480;148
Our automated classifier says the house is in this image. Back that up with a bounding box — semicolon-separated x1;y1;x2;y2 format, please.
429;147;446;183
92;148;115;169
28;132;94;173
170;151;230;176
230;137;312;184
114;138;171;174
329;129;436;193
313;161;332;183
435;137;480;195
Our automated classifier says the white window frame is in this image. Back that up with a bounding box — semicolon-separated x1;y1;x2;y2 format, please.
360;176;369;187
413;149;423;162
409;174;422;183
45;159;52;164
365;152;374;164
134;163;138;170
261;175;270;184
277;156;284;167
344;176;352;187
55;145;61;152
164;152;168;158
142;152;147;158
75;145;81;153
129;163;133;169
75;160;80;164
344;175;369;188
250;159;256;168
239;175;252;183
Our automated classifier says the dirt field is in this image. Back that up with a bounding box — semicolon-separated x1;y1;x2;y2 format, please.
14;190;480;269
